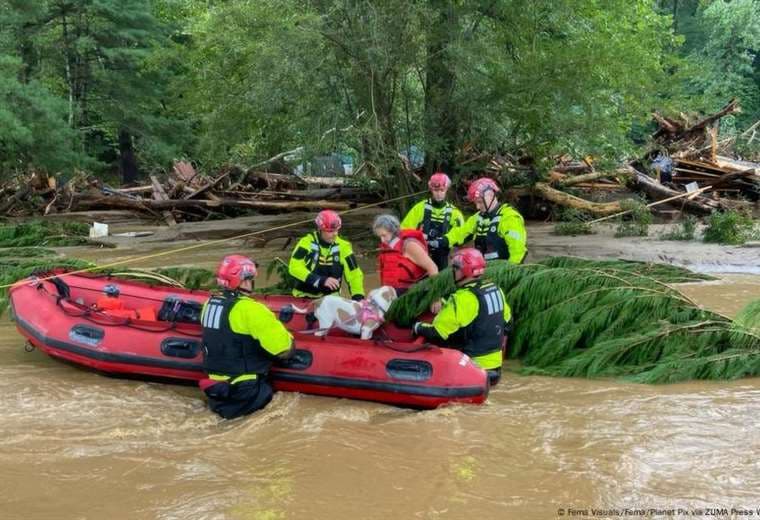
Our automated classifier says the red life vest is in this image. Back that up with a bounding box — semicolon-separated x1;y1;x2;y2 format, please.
378;229;428;289
95;296;157;321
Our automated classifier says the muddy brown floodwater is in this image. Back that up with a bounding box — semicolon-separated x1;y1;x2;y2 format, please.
1;235;759;519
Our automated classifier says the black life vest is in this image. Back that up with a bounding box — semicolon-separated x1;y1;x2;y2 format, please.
294;233;344;295
449;281;506;359
474;205;510;261
201;292;274;377
421;200;454;241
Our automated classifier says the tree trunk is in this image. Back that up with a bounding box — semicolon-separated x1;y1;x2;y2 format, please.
72;194;349;213
118;129;139;185
672;0;679;32
533;183;626;216
60;9;75;128
425;0;459;174
556;169;632;187
626;166;722;215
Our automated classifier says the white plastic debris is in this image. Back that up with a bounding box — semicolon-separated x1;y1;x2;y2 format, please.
89;222;109;239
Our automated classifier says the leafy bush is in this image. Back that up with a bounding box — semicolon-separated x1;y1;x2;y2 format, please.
553;208;595;236
615;199;653;237
702;210;756;245
660;215;698;241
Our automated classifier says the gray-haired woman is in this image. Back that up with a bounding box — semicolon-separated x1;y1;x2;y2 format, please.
373;214;438;294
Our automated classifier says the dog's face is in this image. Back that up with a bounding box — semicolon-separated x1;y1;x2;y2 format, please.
367;286;397;314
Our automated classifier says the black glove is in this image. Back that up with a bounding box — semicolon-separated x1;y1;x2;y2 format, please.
412;322;422;335
413;322;443;342
352;294;364;302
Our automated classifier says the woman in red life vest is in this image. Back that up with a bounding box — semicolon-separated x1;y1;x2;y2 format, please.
373;214;438;294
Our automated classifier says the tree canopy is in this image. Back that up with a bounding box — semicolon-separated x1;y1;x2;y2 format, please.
0;0;757;187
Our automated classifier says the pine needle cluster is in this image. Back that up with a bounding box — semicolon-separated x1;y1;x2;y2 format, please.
388;257;759;383
0;255;93;316
0;220;90;247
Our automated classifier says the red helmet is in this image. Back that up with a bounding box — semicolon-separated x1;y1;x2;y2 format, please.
216;254;257;290
466;177;500;202
451;248;486;282
428;172;451;191
315;210;342;232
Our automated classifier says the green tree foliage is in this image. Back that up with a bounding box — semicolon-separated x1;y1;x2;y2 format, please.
1;0;756;188
662;0;760;134
0;0;189;179
0;54;84;173
696;0;760;129
474;0;675;162
168;0;676;193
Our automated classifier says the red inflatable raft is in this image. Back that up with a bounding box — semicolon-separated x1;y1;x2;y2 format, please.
8;271;489;408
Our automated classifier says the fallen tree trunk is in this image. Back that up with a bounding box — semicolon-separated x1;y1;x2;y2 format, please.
0;185;31;214
626;166;723;215
684;98;740;136
652;112;680;135
183;170;232;200
235;187;374;201
249;148;301;170
245;170;307;191
533;183;626;216
71;194;349;213
556;169;631;188
111;185;153;194
554;163;593;174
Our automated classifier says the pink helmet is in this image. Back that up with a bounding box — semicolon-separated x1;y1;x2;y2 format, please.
216;255;257;290
466;177;500;202
428;172;451;191
315;210;342;232
451;248;487;282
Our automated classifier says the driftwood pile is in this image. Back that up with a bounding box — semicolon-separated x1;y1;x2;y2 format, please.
0;161;376;226
479;99;759;218
2;100;756;225
647;98;759;202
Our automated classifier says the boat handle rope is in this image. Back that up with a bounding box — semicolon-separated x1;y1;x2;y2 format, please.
374;340;432;353
54;281;194;305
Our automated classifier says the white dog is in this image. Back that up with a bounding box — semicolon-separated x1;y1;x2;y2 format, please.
299;286;397;340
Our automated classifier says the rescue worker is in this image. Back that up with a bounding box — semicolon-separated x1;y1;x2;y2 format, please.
288;209;365;300
200;255;294;420
373;214;438;294
438;177;527;264
411;248;511;385
400;172;464;270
